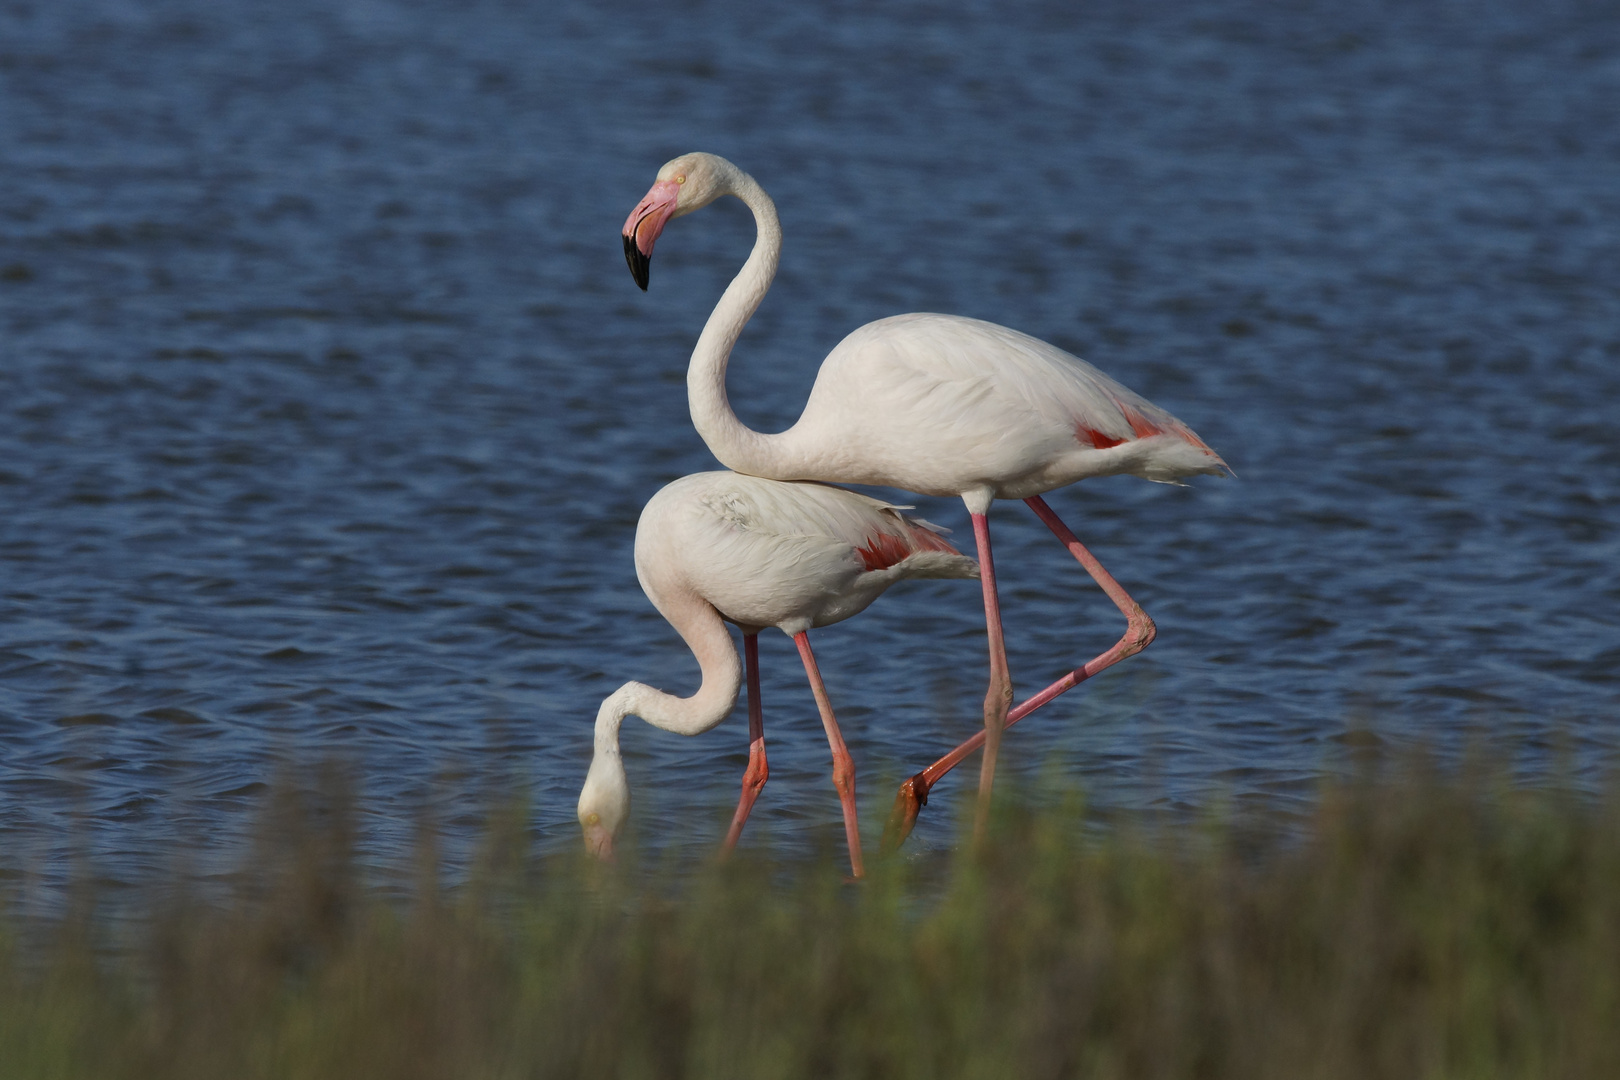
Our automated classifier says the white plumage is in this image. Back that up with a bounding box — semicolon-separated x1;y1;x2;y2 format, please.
784;312;1224;497
642;471;975;635
578;471;977;877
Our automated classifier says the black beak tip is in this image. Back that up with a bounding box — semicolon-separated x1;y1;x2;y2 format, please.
623;233;650;291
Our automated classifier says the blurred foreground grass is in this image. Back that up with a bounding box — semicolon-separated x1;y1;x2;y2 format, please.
3;759;1619;1079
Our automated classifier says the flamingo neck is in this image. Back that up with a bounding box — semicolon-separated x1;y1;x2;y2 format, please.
687;171;800;479
579;596;742;840
592;594;742;745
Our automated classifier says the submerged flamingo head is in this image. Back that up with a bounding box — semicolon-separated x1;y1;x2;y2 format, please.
621;152;739;290
577;773;628;861
580;813;617;860
577;736;630;862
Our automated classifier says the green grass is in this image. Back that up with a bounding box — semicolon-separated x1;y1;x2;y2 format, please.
4;758;1619;1079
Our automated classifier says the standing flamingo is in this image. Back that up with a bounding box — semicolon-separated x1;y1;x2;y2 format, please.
577;470;977;878
622;153;1229;845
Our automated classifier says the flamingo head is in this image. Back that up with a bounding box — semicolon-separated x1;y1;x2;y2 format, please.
576;749;630;861
622;152;737;290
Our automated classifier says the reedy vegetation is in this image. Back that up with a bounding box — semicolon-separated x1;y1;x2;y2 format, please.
3;758;1617;1080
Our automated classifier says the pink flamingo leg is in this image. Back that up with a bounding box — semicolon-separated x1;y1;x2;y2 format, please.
721;633;769;854
794;632;865;879
882;495;1156;852
971;511;1014;841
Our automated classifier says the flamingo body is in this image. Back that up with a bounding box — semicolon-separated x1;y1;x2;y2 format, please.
578;470;976;870
639;471;974;635
774;312;1223;500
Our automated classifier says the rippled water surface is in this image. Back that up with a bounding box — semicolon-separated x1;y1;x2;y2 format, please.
3;0;1618;886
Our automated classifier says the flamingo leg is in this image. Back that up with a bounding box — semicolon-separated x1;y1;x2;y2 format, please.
721;632;769;854
970;510;1015;842
794;632;865;880
881;495;1156;852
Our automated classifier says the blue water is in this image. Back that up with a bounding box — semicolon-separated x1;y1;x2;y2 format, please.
2;0;1617;888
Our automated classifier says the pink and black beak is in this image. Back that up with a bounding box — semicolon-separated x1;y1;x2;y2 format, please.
622;178;681;291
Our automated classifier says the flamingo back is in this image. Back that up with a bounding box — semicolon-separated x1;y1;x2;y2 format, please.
634;472;977;635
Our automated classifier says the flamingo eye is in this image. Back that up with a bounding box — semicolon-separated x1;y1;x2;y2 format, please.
585;812;600;825
675;175;686;184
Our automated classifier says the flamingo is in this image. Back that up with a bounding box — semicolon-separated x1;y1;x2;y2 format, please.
577;470;977;878
622;153;1229;846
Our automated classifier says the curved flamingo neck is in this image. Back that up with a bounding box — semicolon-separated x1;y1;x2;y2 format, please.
687;171;802;479
594;593;742;748
582;594;740;832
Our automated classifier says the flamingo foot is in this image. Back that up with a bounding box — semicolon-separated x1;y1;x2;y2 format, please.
880;771;930;854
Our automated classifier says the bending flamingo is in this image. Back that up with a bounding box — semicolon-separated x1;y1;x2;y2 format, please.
622;153;1228;845
577;470;977;878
